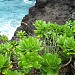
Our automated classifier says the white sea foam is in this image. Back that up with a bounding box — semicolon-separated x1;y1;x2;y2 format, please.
23;0;32;4
23;0;36;4
0;18;20;40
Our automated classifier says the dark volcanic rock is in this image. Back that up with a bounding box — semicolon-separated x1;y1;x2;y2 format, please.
13;0;75;39
35;0;47;8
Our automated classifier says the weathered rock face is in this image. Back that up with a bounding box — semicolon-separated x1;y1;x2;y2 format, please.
13;0;75;39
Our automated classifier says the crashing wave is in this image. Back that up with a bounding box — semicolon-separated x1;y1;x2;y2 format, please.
23;0;35;4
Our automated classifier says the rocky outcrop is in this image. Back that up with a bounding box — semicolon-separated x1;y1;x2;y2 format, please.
13;0;75;39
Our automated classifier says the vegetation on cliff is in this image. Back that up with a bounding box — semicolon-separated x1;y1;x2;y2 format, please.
0;20;75;75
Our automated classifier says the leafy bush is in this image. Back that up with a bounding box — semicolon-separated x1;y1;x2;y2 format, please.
17;30;26;39
0;20;75;75
0;54;11;74
57;35;75;55
4;70;21;75
18;52;43;74
41;53;61;75
17;36;43;53
0;35;8;42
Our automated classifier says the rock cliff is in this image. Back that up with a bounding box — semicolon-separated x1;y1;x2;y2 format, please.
13;0;75;37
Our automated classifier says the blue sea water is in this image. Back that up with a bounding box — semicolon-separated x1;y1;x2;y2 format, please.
0;0;35;39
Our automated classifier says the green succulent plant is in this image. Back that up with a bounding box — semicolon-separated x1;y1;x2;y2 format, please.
41;53;61;75
4;70;21;75
0;44;4;54
57;35;75;55
17;30;26;39
0;42;13;55
65;26;73;37
33;20;51;38
63;36;75;55
0;35;8;42
17;36;43;53
56;35;67;48
18;52;43;74
0;54;11;74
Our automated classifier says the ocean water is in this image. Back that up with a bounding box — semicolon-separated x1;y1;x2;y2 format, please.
0;0;35;39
